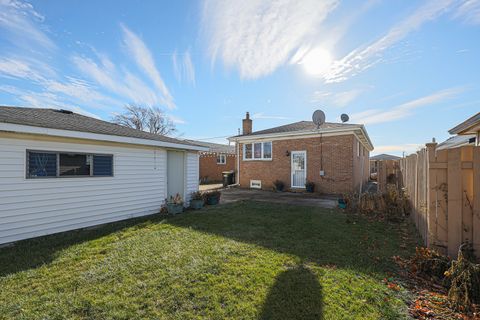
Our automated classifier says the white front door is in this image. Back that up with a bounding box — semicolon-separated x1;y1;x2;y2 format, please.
291;151;307;188
167;150;185;199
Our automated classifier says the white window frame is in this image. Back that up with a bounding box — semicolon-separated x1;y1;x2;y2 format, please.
216;154;226;165
243;142;272;161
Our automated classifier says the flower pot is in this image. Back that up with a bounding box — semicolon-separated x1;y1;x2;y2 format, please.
206;195;220;205
338;199;347;209
305;185;315;193
167;203;183;215
190;199;204;210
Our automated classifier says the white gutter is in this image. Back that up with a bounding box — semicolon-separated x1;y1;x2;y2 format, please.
0;123;209;152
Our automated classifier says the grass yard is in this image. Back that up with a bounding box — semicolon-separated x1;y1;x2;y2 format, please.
0;201;419;320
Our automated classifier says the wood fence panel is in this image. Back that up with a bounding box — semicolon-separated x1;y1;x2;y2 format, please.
447;148;463;257
473;148;480;256
462;147;474;246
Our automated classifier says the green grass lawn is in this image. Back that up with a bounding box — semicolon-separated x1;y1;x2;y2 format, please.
0;201;418;320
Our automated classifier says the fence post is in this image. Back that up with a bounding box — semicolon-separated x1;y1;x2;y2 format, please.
426;142;437;247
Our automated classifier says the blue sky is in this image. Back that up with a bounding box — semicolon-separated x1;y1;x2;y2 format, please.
0;0;479;155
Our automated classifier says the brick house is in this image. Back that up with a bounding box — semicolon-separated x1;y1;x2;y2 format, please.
228;112;373;194
186;140;236;183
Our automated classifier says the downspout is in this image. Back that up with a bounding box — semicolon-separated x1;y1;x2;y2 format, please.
236;140;240;185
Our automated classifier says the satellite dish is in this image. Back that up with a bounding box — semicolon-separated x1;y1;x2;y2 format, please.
340;113;349;123
312;110;325;127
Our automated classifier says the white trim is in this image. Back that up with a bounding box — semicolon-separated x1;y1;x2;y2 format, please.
0;123;208;152
229;125;374;151
216;154;226;164
242;141;273;161
250;180;262;189
291;150;307;188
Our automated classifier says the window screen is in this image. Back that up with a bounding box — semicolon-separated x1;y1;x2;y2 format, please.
93;155;113;176
28;152;57;177
263;142;272;159
244;144;252;159
59;153;91;176
254;143;262;158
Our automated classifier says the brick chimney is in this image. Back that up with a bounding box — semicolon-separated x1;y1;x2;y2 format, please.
242;112;252;135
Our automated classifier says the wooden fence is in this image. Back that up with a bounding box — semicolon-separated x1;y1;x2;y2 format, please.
377;160;401;193
399;143;480;258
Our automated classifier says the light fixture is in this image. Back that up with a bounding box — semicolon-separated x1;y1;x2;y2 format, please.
285;151;290;156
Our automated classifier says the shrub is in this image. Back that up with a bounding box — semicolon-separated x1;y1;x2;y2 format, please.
191;191;204;201
305;181;315;192
343;187;411;221
445;242;480;312
409;247;451;282
166;193;183;205
273;180;285;192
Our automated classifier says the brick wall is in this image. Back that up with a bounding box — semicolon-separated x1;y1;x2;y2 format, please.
237;134;367;194
199;153;236;183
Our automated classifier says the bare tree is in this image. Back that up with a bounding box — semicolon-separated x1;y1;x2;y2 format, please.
112;104;176;136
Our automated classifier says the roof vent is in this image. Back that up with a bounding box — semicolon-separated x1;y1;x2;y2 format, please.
57;109;73;114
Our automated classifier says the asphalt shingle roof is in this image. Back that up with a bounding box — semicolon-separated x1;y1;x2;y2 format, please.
0;106;199;147
370;154;402;161
184;140;235;154
234;120;359;137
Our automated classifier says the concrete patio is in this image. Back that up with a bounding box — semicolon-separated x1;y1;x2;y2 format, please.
219;187;339;209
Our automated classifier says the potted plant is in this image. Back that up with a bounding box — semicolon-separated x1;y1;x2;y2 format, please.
205;190;221;205
190;191;204;210
273;180;285;192
305;181;315;193
165;193;184;215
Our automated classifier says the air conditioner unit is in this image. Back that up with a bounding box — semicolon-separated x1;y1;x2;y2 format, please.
250;180;262;189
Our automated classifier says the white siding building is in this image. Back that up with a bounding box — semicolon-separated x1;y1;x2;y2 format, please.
0;106;207;245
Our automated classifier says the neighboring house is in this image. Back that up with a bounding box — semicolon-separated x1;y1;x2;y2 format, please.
228;112;373;194
437;135;476;150
370;154;401;174
447;111;480;146
0;106;207;245
185;140;236;183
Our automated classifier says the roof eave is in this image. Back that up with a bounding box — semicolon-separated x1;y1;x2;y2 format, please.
228;125;374;151
0;122;209;151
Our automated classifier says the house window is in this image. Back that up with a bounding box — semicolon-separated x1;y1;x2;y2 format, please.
357;141;360;157
217;154;226;164
27;152;57;178
254;143;262;159
243;142;272;160
244;144;253;159
26;150;113;178
60;153;91;176
263;142;272;159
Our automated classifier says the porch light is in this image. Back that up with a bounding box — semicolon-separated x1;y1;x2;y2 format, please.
285;150;290;156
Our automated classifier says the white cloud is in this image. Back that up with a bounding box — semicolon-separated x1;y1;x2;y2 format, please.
201;0;338;79
312;89;364;107
251;112;288;120
121;24;175;109
0;0;55;51
324;0;456;83
172;49;196;85
72;54;163;107
167;114;187;124
373;144;423;155
453;0;480;25
351;87;463;125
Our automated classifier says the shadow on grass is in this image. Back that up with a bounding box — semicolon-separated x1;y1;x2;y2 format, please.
259;265;323;320
167;201;407;276
0;214;164;277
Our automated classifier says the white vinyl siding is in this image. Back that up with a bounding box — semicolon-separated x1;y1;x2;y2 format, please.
185;152;199;204
0;135;196;244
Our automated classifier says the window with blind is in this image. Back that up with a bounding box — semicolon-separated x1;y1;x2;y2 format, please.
27;151;113;178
